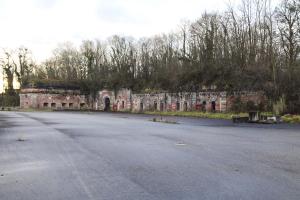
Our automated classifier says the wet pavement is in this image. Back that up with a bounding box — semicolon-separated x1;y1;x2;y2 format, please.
0;111;300;200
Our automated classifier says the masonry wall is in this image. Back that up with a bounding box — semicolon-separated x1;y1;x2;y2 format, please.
20;88;88;110
20;88;266;112
129;92;228;112
95;89;133;111
226;91;267;111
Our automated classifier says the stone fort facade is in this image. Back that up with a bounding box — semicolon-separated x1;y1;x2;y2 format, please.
20;88;265;112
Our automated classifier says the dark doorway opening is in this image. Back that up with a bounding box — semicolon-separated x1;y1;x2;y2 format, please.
176;101;180;111
122;101;125;109
62;103;66;108
184;101;188;111
140;102;144;112
202;101;206;111
43;103;48;108
211;101;216;112
51;103;56;108
160;102;164;111
104;97;110;111
69;103;73;108
154;101;157;110
80;103;85;109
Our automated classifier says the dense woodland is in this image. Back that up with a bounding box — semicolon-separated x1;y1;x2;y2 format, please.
1;0;300;113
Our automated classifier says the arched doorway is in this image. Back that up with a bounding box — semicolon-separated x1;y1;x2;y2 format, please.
104;97;110;111
160;102;164;111
202;101;206;111
154;101;157;110
176;101;180;111
183;101;188;111
211;101;216;112
140;102;144;112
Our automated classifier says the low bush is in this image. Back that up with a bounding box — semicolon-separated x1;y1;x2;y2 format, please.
282;114;300;123
230;97;245;113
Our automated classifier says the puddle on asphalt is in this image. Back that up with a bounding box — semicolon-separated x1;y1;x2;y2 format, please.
175;142;187;146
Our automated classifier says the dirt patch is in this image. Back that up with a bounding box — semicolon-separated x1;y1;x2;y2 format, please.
150;117;178;124
16;137;26;142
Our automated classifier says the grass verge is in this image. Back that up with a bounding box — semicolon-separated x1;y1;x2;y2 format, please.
144;111;248;120
17;108;53;112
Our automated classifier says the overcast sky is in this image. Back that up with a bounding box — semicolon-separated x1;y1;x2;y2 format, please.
0;0;282;93
0;0;244;63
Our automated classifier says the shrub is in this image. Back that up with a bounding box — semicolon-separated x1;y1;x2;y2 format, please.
282;114;300;123
230;97;246;113
0;94;20;107
246;100;257;111
273;96;286;115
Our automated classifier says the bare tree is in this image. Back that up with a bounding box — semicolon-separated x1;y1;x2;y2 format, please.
0;51;15;94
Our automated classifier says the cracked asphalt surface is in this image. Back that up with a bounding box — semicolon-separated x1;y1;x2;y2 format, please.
0;111;300;200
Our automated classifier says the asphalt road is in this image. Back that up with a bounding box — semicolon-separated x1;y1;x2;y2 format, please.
0;111;300;200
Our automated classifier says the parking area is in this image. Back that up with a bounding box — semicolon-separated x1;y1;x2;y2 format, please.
0;111;300;200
